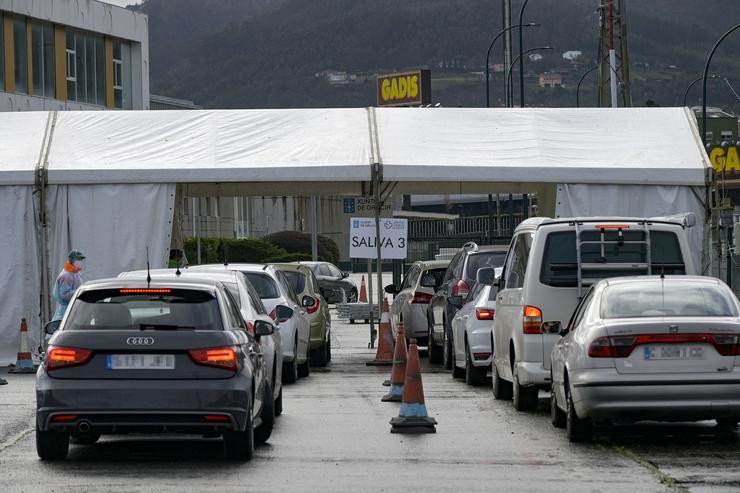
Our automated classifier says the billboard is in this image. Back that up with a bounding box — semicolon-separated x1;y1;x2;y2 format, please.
708;145;740;178
376;70;431;107
349;217;408;259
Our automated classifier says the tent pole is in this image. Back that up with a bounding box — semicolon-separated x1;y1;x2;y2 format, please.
311;196;318;261
367;258;374;347
374;167;382;347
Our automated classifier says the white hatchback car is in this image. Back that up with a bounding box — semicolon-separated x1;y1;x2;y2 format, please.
549;276;740;442
385;260;449;345
450;267;501;386
492;215;697;411
189;264;312;384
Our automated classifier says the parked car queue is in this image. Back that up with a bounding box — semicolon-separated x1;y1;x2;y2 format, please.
387;213;740;442
37;261;338;461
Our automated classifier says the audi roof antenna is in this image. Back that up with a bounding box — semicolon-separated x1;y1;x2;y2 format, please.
224;242;229;268
146;246;151;288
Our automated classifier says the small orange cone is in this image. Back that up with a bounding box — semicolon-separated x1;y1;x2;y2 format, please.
366;297;393;366
383;321;405;386
382;325;407;401
358;275;368;303
390;338;437;434
8;319;36;374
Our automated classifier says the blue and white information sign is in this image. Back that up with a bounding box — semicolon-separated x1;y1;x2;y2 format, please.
349;217;408;260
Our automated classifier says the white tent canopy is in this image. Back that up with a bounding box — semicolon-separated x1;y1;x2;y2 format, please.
0;107;712;365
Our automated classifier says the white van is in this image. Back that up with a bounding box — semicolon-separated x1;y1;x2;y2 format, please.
492;214;697;411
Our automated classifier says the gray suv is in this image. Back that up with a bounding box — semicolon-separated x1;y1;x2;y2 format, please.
36;277;273;461
428;242;508;369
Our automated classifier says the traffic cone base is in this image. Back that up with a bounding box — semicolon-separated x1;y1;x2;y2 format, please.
366;297;393;366
390;416;438;434
9;319;36;374
382;379;391;386
382;384;403;402
0;376;7;385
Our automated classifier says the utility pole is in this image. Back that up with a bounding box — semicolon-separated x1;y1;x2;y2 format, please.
502;0;513;106
597;0;631;107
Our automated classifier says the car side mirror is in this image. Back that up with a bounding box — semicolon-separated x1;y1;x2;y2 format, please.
420;275;436;288
341;271;350;279
302;295;316;308
541;321;562;335
275;305;294;323
384;284;399;295
45;320;61;335
475;267;496;286
449;295;463;308
254;319;275;337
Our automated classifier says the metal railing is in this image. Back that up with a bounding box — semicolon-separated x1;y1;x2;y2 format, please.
408;214;524;239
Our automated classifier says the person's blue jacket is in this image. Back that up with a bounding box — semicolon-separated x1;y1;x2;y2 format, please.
52;262;83;321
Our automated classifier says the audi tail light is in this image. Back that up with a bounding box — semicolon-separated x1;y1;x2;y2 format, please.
188;346;239;371
46;346;93;371
452;280;470;298
476;308;495;320
522;305;543;334
306;298;320;314
411;291;433;304
588;334;740;358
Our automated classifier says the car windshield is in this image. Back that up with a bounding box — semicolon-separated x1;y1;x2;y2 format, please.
65;288;223;331
601;281;738;318
465;252;506;280
243;272;281;299
284;271;307;294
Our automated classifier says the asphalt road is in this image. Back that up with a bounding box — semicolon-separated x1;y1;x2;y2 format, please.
1;307;739;492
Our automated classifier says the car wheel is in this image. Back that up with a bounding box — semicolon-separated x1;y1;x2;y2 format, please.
428;321;443;364
326;330;332;362
442;323;453;371
512;360;539;411
223;399;254;461
465;341;488;386
348;288;358;303
492;360;512;400
36;424;69;461
282;351;298;384
254;382;275;444
451;338;464;379
298;342;311;377
310;342;328;367
566;382;593;443
550;380;566;429
70;433;100;445
274;387;283;416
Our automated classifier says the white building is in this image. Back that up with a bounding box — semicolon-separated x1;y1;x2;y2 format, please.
0;0;149;111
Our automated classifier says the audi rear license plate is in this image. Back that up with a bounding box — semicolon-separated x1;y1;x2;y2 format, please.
106;354;175;370
643;345;704;360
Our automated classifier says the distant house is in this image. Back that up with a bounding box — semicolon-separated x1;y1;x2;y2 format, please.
315;70;357;86
528;53;544;62
539;73;563;88
562;50;583;61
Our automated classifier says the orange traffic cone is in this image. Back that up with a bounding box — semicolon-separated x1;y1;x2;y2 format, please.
390;338;437;434
366;297;393;366
8;319;36;374
382;326;407;401
383;321;405;386
358;275;368;303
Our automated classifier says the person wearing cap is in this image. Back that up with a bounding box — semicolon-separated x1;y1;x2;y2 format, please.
51;250;86;321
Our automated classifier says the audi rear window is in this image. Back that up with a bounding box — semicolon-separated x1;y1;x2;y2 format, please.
66;288;223;331
540;230;685;287
243;272;281;299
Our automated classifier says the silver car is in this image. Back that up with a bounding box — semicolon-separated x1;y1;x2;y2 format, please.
37;278;273;461
549;276;740;442
385;260;449;345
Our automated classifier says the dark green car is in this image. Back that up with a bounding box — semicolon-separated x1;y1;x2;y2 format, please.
273;264;332;366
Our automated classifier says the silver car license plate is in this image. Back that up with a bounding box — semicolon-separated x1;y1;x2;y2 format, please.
106;354;175;370
643;345;704;360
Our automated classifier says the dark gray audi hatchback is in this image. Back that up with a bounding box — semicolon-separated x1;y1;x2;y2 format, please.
36;277;274;461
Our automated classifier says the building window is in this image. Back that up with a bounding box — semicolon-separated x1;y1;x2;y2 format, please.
13;17;28;94
66;30;105;106
113;40;132;109
31;21;55;98
721;131;734;143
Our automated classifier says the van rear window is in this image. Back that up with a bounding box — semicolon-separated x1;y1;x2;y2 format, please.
540;230;685;287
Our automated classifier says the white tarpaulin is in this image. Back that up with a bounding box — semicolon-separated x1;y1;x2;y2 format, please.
0;187;41;365
555;184;706;273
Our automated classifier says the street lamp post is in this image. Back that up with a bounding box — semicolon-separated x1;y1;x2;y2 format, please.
506;46;552;107
684;74;720;107
576;65;599;108
702;23;740;144
518;0;531;107
486;23;538;107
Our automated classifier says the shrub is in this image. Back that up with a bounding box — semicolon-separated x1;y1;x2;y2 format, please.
183;237;289;265
262;252;313;263
264;231;340;264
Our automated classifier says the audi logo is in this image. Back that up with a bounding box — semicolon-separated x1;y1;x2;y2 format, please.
126;336;155;346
